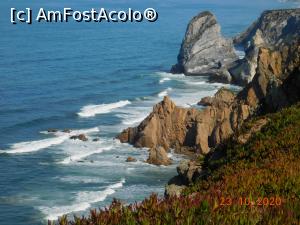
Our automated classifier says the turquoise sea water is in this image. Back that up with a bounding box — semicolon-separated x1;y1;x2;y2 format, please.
0;0;297;224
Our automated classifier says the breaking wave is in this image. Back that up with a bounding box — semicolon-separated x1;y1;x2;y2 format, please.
78;100;131;118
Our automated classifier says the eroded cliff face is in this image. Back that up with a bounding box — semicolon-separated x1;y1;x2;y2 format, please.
118;40;300;156
170;11;237;82
231;9;300;84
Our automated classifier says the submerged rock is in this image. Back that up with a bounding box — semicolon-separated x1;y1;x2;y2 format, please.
146;146;172;166
47;129;58;133
70;134;88;142
171;11;237;82
126;157;137;162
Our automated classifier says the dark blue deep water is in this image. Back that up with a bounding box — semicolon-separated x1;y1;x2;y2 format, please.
0;0;297;224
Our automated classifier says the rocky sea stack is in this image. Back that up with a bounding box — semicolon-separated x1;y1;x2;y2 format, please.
170;11;237;82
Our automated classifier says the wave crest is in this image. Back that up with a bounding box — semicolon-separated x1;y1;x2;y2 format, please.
78;100;131;118
39;179;126;221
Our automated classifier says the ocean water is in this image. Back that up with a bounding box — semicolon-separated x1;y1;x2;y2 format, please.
0;0;297;224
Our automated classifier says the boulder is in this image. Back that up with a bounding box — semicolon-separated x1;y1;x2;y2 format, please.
126;157;137;162
177;160;202;184
165;184;187;197
165;159;203;197
171;11;237;82
70;134;88;142
92;138;100;142
146;146;172;166
231;9;300;84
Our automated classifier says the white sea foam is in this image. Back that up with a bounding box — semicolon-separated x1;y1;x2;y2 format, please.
158;88;172;97
40;179;126;221
159;77;171;84
156;72;185;79
1;127;100;154
0;136;69;154
183;80;206;86
78;100;131;118
40;203;90;221
59;146;113;165
58;176;106;184
122;115;147;126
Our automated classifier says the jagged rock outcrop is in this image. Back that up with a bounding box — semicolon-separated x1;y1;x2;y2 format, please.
170;11;237;82
165;40;300;196
165;159;203;197
118;39;300;155
239;39;300;113
198;87;235;107
117;90;250;154
117;96;201;153
230;9;300;84
146;146;172;166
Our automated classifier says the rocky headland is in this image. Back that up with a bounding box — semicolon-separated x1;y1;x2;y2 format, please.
118;9;300;195
59;8;300;225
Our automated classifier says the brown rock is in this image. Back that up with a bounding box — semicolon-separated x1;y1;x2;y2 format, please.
177;160;202;184
232;9;300;84
198;96;214;107
146;146;172;166
70;134;88;142
126;157;137;162
198;88;235;107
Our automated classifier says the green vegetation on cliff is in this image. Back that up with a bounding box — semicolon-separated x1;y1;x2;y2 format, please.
56;103;300;225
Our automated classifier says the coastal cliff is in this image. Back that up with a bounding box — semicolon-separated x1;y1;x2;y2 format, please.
231;9;300;84
58;8;300;225
118;39;300;157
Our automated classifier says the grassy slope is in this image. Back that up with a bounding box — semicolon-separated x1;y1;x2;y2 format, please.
57;103;300;225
